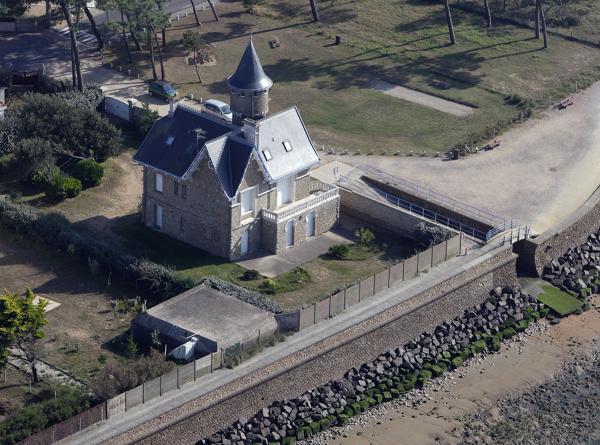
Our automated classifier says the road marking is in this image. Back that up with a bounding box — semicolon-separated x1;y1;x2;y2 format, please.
55;27;98;47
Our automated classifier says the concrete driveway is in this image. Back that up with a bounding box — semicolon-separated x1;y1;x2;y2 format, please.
326;82;600;235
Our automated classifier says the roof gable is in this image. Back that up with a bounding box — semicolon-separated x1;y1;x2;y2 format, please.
205;136;254;199
253;107;320;182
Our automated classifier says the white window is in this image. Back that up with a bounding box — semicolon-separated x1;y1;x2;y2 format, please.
276;176;294;206
240;187;256;216
283;140;293;152
155;173;163;192
154;204;163;229
166;135;175;145
262;149;273;161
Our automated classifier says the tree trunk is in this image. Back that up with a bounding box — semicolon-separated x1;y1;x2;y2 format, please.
126;13;143;50
70;38;77;87
535;0;540;39
45;0;51;21
120;9;133;63
191;0;200;26
540;0;548;48
194;58;202;83
309;0;320;22
483;0;492;27
83;6;104;51
443;0;456;45
153;29;166;80
31;361;39;384
60;1;84;91
148;32;158;80
208;0;219;21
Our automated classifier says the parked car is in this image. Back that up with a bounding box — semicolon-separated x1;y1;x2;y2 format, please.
149;81;177;102
203;99;233;122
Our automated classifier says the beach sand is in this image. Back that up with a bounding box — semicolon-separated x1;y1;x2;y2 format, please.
313;296;600;445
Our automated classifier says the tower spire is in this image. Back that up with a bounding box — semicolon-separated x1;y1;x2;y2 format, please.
227;37;273;124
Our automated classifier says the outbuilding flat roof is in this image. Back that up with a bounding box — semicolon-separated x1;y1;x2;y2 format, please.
137;285;277;350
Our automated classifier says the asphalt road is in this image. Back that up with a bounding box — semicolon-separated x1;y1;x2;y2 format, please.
0;30;74;72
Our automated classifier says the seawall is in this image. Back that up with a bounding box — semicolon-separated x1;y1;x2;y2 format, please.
118;246;516;445
514;186;600;276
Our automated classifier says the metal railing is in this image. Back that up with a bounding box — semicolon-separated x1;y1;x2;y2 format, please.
360;165;508;227
347;178;528;244
262;187;339;223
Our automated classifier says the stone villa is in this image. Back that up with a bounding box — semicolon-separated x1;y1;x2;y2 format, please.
134;38;340;260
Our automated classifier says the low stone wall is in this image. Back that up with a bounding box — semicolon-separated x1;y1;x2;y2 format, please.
515;186;600;276
122;245;517;445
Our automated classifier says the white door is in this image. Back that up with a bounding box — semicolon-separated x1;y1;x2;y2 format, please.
285;220;294;247
306;211;315;238
241;229;249;256
155;204;163;229
277;176;294;207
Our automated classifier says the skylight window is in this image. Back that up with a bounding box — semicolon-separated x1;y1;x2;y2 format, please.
166;135;175;145
283;140;293;152
262;149;273;161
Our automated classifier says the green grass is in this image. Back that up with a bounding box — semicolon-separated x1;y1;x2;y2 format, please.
536;284;584;316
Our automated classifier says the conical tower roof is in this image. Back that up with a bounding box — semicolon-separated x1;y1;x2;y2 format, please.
227;36;273;91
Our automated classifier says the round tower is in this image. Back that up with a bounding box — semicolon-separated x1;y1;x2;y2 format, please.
227;36;273;126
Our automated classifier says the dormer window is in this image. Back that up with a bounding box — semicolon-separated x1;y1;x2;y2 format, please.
262;149;273;161
283;140;293;152
166;135;175;145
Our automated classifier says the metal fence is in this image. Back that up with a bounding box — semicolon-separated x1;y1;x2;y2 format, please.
275;233;463;332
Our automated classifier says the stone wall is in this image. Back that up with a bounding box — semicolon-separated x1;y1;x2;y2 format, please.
339;187;433;237
122;246;517;445
143;161;232;259
514;186;600;276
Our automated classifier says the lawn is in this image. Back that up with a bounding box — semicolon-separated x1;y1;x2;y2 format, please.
536;284;584;316
111;218;417;310
103;0;600;153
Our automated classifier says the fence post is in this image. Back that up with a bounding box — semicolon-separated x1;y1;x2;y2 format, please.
459;232;463;255
387;266;391;288
445;239;449;261
416;252;420;273
430;245;434;267
313;303;317;324
210;352;213;373
160;375;163;396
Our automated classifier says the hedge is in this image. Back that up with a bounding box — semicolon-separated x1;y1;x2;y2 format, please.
0;197;188;302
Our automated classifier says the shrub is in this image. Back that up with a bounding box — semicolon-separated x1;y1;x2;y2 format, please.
241;269;260;281
328;243;350;259
355;227;375;247
29;164;60;188
47;175;82;201
260;278;278;294
0;385;89;444
414;222;452;247
14;137;56;178
132;348;174;382
72;159;104;187
135;102;160;137
451;356;463;368
309;421;320;434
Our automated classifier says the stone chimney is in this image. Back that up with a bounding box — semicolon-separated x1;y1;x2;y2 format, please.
242;119;258;145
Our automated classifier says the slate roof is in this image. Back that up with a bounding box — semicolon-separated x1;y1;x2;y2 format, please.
134;104;321;199
133;106;233;178
227;37;273;91
205;136;253;199
252;107;320;182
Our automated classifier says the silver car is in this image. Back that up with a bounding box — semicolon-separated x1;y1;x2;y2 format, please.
203;99;233;122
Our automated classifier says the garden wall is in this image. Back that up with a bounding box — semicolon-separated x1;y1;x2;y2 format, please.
514;186;600;276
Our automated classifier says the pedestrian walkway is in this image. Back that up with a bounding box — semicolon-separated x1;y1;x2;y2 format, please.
55;27;98;47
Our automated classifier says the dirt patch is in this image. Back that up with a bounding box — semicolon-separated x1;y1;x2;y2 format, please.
0;228;133;383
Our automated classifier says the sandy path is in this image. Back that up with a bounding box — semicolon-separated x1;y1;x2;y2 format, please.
316;297;600;445
327;82;600;234
371;81;475;117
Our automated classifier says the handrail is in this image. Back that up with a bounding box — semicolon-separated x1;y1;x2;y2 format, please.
262;188;339;223
348;178;527;244
360;165;508;226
